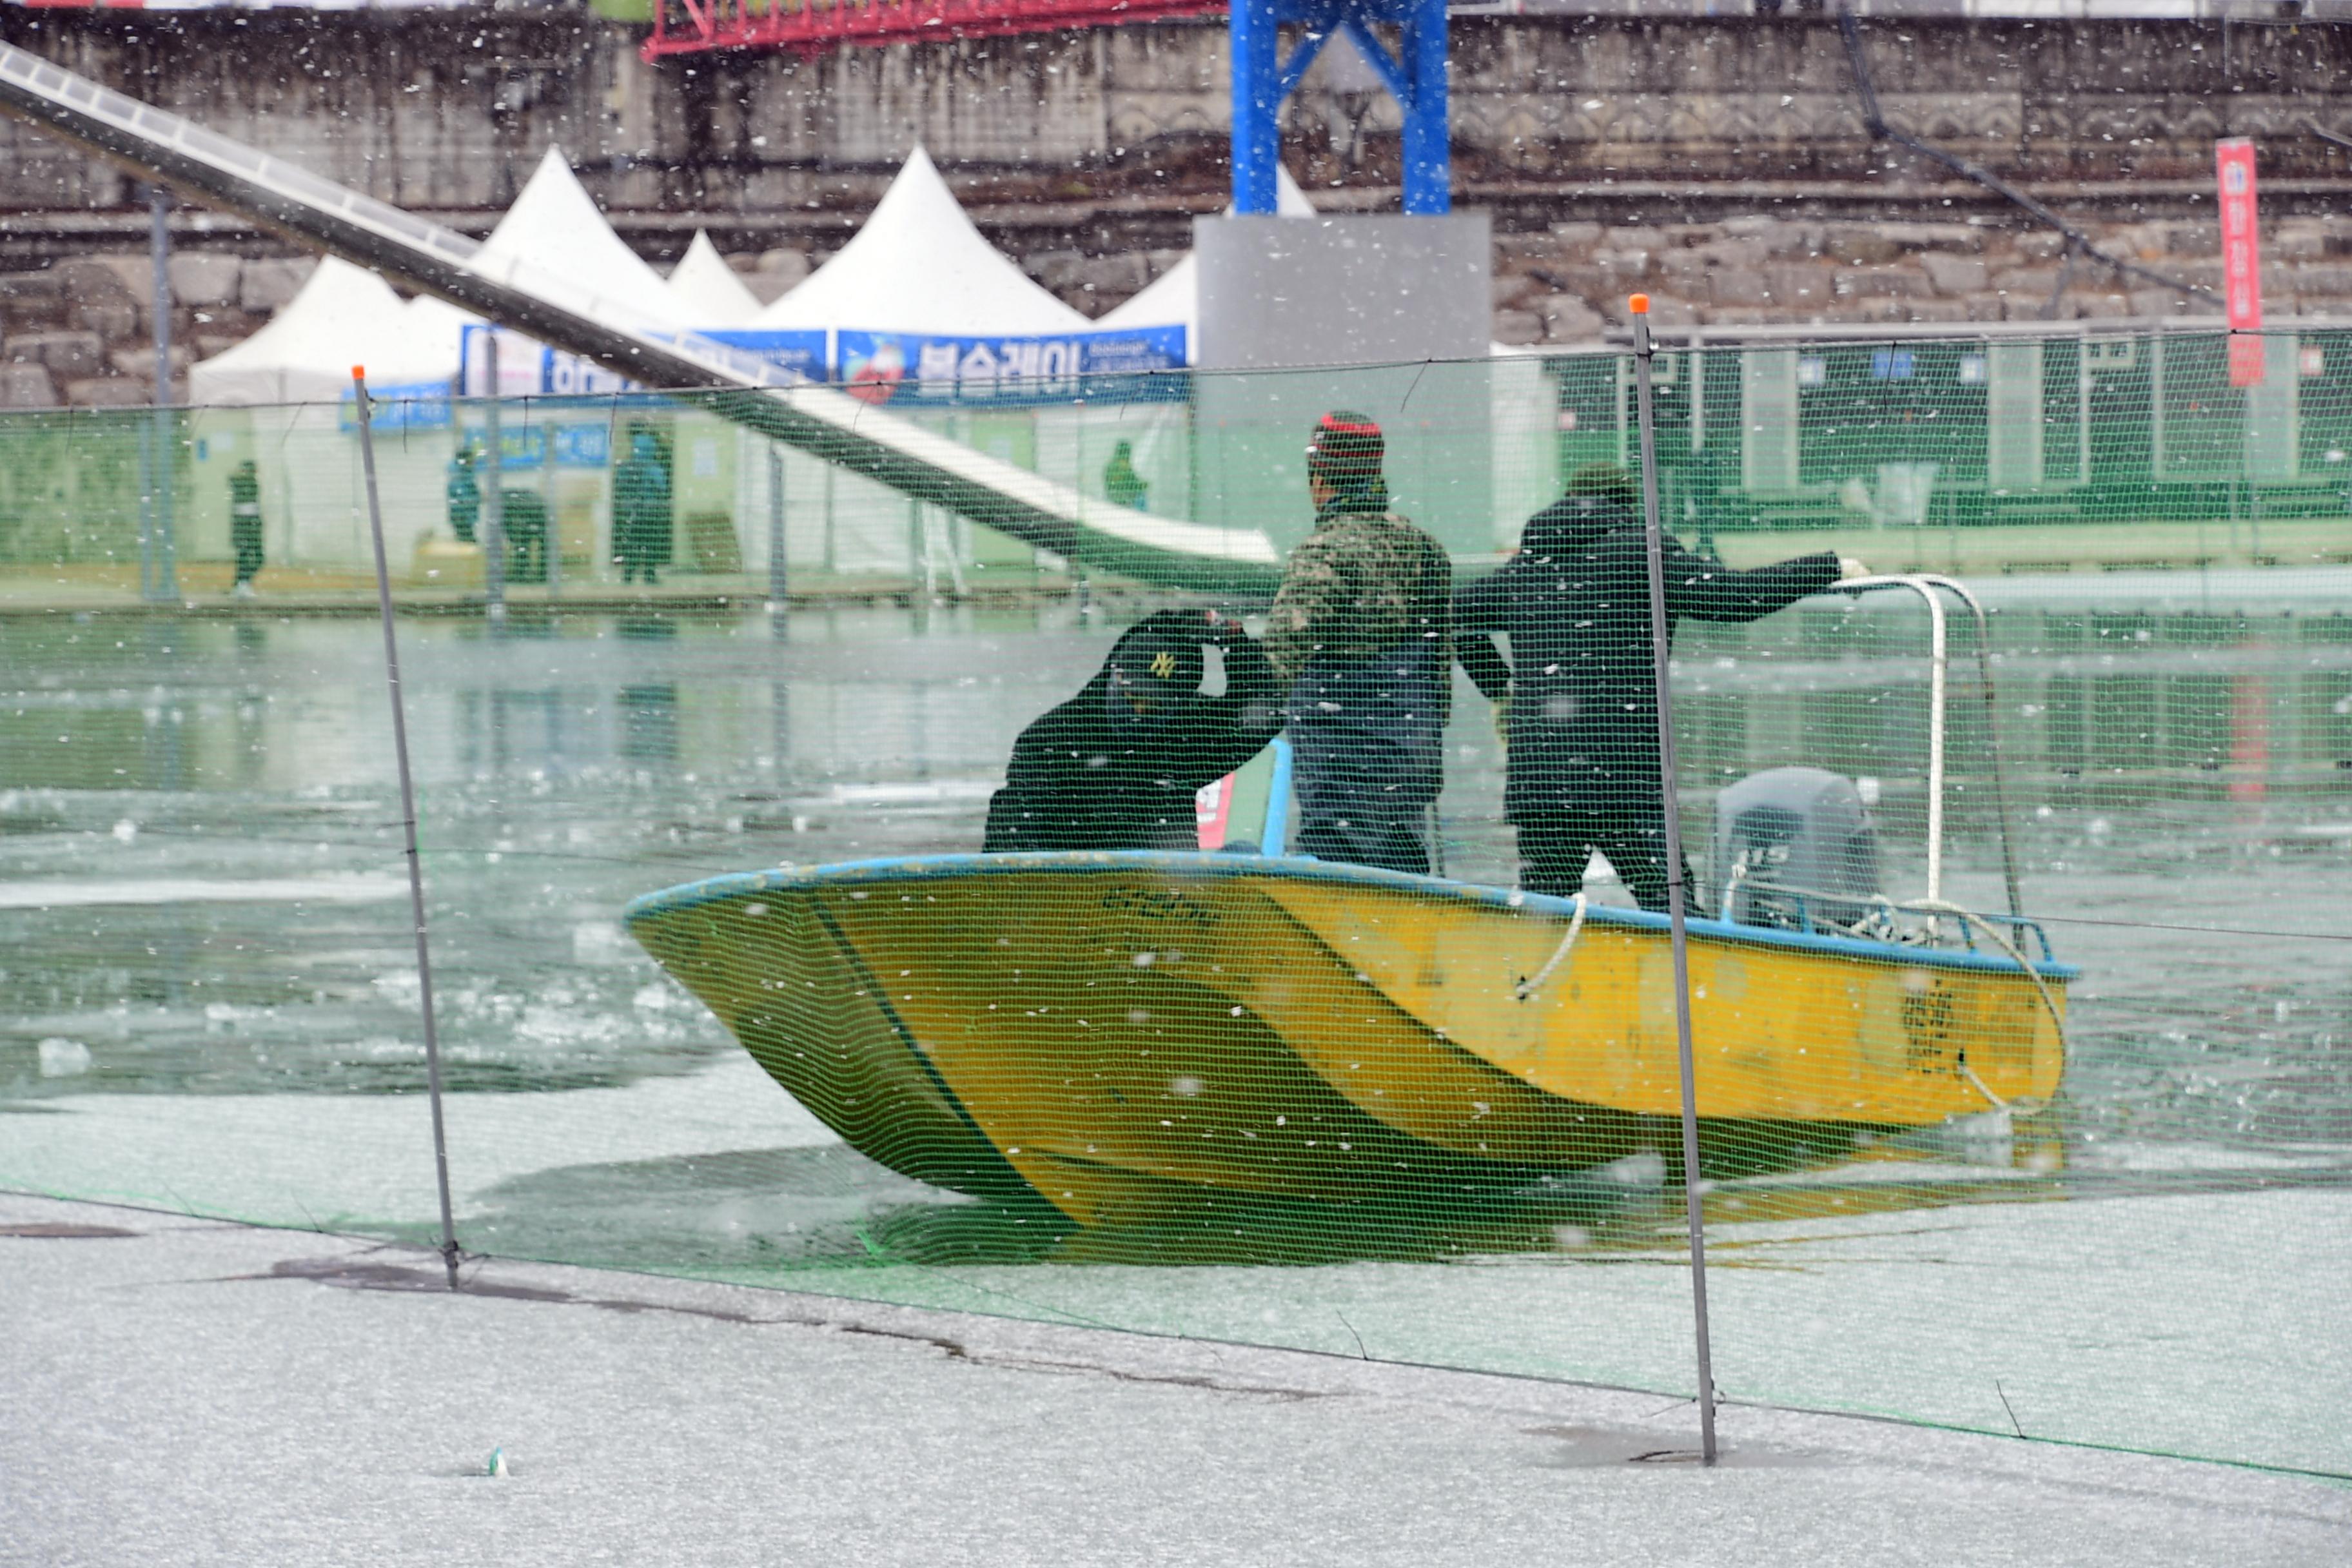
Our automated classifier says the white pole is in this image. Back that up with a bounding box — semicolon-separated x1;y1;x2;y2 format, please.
353;366;464;1291
1631;297;1718;1465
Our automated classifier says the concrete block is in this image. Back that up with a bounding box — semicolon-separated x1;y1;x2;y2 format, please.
110;344;190;378
74;302;140;343
1833;266;1930;300
1493;272;1538;309
1694;235;1770;271
752;247;812;300
0;362;56;408
1546;220;1603;248
2014;230;2070;262
0;271;65;331
1766;265;1831;307
167;252;242;308
2289;261;2352;299
1591;248;1652;282
1492;308;1544;346
1823;225;1902;265
1919;254;1990;296
1602;226;1668;253
1657;250;1712;292
1876;222;1986;254
1536;293;1604;341
10;329;104;380
2128;288;2191;319
1707;267;1773;308
55;258;138;308
239;257;315;313
64;376;152;407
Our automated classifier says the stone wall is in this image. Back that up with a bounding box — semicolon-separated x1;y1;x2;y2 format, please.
3;11;2349;404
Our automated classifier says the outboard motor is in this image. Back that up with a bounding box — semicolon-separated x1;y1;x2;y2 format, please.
1712;767;1881;930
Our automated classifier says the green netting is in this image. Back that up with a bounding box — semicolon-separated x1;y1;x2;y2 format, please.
3;330;2347;1478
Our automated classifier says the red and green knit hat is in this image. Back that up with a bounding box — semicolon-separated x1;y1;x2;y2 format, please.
1304;410;1385;483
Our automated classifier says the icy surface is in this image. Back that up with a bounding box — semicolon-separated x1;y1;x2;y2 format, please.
3;1191;2347;1568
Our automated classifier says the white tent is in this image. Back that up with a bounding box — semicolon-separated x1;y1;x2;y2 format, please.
665;230;762;328
189;255;446;405
754;146;1088;337
467;147;687;329
1095;168;1318;340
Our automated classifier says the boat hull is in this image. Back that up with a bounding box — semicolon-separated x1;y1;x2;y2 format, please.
626;853;2069;1227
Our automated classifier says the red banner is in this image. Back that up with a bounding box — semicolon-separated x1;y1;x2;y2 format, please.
2217;138;2265;387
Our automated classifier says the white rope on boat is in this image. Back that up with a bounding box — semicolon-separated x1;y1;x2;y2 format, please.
1902;896;2066;1115
1514;892;1588;1003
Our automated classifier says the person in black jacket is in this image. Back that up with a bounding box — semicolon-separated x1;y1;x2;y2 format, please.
1456;464;1856;910
983;609;1283;853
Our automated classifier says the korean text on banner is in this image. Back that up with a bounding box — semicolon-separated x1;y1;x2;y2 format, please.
2217;138;2264;387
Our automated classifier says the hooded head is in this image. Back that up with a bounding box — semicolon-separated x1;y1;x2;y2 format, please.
1102;620;1205;727
1522;461;1640;558
1305;410;1387;519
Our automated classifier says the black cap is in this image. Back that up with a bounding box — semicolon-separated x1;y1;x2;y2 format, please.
1109;622;1205;701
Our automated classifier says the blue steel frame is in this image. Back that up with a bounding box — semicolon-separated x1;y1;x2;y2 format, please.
1230;0;1451;215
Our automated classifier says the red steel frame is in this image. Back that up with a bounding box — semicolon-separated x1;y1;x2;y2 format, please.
644;0;1228;60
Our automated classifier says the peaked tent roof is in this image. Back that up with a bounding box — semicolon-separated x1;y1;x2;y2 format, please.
468;147;687;329
665;230;763;327
754;146;1089;337
190;255;446;405
1096;167;1318;337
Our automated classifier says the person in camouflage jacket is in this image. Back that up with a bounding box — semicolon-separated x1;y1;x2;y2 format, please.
1262;411;1466;876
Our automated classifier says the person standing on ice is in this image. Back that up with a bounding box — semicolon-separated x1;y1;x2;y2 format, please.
984;609;1282;852
612;429;672;586
446;445;481;546
1455;461;1860;910
1261;411;1495;876
227;459;264;598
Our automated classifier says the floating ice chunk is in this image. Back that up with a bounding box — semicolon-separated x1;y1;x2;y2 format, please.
37;1037;92;1077
632;983;680;1014
111;819;138;844
1595;1149;1666;1188
571;921;634;966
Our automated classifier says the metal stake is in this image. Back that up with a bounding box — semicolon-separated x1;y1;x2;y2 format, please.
767;443;789;617
144;185;179;603
1631;296;1718;1465
353;366;464;1291
481;334;505;620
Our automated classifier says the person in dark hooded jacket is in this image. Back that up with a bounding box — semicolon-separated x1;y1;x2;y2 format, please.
983;609;1283;853
1456;463;1854;910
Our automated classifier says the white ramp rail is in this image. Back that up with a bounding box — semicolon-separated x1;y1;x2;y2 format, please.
0;41;1280;594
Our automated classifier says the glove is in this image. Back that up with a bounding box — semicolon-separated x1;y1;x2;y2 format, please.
1839;557;1871;582
1200;608;1251;645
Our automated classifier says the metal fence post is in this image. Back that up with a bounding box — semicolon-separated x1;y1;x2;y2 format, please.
353;366;464;1291
1631;294;1720;1465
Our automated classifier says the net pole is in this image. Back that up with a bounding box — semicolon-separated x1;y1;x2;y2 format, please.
148;186;177;601
767;443;789;617
353;366;464;1291
1630;297;1718;1464
482;335;505;621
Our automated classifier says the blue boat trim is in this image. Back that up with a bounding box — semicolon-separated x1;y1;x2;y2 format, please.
624;850;2077;981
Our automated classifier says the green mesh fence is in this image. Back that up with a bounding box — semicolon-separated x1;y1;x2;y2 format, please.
3;329;2347;1478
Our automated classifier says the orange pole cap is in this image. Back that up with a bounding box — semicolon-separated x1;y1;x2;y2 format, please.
1627;293;1651;315
351;365;366;380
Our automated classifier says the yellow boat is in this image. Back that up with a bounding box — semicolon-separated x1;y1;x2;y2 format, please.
625;574;2072;1231
627;851;2068;1228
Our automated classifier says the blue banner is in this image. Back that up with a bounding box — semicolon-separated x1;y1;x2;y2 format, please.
836;327;1187;407
700;329;830;382
338;381;451;433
